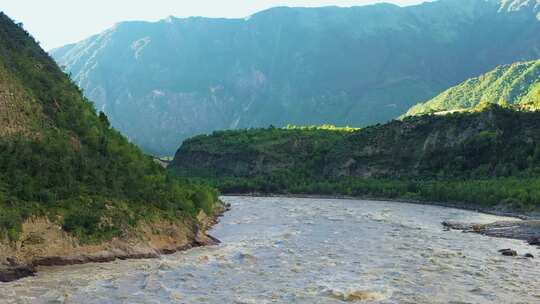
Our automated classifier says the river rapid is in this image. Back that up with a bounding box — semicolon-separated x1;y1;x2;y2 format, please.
1;196;539;303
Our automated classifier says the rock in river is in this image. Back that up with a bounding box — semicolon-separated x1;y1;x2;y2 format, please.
498;249;517;257
527;237;540;246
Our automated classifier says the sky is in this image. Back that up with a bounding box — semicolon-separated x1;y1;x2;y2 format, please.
2;0;428;50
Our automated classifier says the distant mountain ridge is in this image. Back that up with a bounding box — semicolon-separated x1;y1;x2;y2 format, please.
52;0;540;155
405;59;540;116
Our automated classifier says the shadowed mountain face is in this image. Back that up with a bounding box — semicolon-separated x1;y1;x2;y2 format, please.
52;0;540;155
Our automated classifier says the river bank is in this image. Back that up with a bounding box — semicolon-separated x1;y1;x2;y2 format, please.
0;202;230;283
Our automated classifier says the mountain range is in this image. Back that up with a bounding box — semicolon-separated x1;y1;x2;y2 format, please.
52;0;540;155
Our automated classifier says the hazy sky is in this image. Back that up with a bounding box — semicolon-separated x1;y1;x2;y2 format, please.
2;0;428;50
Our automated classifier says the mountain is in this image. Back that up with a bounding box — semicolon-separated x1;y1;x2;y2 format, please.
171;106;540;211
404;59;540;116
0;13;222;282
51;0;540;155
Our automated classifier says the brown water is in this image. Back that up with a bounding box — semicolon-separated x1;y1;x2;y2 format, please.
1;196;539;303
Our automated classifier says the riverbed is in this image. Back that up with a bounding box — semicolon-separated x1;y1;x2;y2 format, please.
1;196;539;303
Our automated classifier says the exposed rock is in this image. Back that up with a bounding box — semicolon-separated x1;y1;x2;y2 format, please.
5;257;18;267
329;289;385;302
442;220;540;243
527;237;540;245
0;265;35;282
0;201;229;282
442;221;472;231
203;234;221;246
32;251;160;267
499;249;518;256
524;253;535;258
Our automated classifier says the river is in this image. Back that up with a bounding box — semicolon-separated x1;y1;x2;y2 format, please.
1;196;539;303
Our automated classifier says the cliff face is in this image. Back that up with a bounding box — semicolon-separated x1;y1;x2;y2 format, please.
324;108;537;178
52;0;540;155
171;107;540;180
171;127;349;178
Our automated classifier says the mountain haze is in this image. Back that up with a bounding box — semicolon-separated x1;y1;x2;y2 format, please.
52;0;540;155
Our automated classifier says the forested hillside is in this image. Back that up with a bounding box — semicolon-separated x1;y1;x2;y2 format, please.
0;12;218;246
171;106;540;211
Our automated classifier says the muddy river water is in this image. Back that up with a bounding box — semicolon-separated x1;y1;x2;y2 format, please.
1;196;539;303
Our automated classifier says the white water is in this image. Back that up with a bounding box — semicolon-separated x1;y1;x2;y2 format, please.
1;196;539;303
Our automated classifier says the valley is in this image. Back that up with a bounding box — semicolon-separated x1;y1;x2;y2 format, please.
0;0;539;302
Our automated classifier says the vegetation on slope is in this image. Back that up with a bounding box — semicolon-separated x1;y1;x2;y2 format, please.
0;13;218;243
405;59;540;116
172;125;354;178
171;106;540;212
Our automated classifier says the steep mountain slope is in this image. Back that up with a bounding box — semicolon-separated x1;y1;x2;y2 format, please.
51;0;540;155
405;59;540;116
0;13;222;281
171;106;540;211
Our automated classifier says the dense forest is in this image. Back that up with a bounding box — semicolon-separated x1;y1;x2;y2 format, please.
171;106;540;211
0;13;218;243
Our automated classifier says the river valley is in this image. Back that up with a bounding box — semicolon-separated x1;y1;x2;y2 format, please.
1;196;539;303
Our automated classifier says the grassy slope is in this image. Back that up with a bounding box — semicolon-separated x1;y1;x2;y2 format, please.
405;59;540;116
0;13;218;243
171;107;540;212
